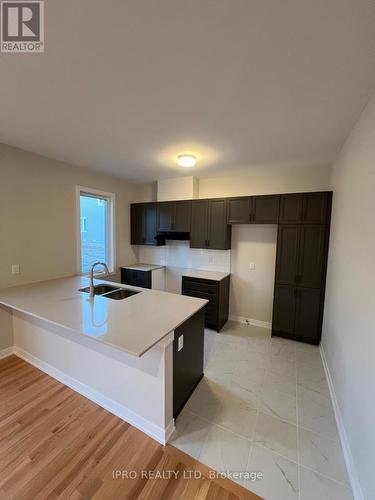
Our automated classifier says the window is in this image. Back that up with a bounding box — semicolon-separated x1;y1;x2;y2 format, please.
80;217;87;233
77;187;115;274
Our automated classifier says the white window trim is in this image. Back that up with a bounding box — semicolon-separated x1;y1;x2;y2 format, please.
76;186;116;275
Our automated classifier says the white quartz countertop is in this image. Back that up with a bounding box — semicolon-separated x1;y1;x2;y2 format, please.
181;270;230;281
120;264;165;272
0;276;207;357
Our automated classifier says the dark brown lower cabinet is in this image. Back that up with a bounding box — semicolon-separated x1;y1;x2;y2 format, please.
272;285;297;336
295;288;322;342
272;285;324;344
121;268;152;289
182;275;230;332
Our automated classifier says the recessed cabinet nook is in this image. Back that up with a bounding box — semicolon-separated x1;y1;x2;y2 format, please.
130;191;332;345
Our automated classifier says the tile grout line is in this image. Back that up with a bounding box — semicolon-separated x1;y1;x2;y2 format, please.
298;463;353;489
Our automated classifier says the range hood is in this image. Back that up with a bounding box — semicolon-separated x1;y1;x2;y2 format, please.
155;231;190;243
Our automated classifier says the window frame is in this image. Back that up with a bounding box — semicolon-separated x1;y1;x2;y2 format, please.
76;186;116;275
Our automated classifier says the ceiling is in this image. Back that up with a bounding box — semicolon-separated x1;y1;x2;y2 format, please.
1;0;375;182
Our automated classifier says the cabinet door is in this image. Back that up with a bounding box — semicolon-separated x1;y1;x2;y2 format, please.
272;285;297;335
252;195;280;223
122;269;138;286
302;192;328;224
190;200;208;248
279;194;303;224
275;225;300;285
298;226;325;288
227;197;251;224
207;199;231;250
174;201;191;232
130;204;144;245
143;203;158;245
295;288;322;343
157;202;174;231
136;270;152;289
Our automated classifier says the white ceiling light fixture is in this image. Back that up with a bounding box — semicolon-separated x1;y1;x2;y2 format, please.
177;154;197;168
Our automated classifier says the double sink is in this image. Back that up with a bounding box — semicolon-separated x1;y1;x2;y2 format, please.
79;284;140;300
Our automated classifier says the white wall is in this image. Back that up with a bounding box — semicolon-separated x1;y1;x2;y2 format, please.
198;163;331;198
229;225;277;325
0;306;13;352
322;93;375;500
138;240;231;294
157;176;198;201
0;143;143;289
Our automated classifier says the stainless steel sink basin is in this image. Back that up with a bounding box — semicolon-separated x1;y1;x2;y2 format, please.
79;284;140;300
79;284;120;295
104;289;140;300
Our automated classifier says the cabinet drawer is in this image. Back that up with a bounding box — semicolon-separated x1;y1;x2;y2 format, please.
182;278;218;293
182;288;218;305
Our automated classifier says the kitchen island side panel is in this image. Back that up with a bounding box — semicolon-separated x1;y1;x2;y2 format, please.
12;311;174;444
173;307;205;418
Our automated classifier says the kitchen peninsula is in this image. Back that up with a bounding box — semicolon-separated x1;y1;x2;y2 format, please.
0;276;207;444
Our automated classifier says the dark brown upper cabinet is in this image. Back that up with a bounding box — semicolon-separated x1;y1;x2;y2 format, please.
227;197;251;224
157;202;174;232
190;199;231;250
228;195;279;224
190;200;208;248
253;195;280;223
157;200;191;232
279;192;329;224
131;202;160;246
131;203;144;245
302;192;329;224
279;194;303;224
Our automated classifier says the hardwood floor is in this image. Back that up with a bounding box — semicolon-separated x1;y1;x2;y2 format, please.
0;355;261;500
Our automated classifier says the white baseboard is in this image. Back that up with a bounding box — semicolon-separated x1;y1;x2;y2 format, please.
0;346;14;359
13;346;174;445
320;345;364;500
229;315;272;330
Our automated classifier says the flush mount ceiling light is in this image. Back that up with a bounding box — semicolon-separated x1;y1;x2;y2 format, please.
177;154;197;168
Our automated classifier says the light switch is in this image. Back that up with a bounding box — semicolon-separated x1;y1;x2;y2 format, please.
249;262;255;270
11;264;20;275
178;335;184;351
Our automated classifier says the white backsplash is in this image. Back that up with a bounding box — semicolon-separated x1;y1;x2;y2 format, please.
137;240;231;273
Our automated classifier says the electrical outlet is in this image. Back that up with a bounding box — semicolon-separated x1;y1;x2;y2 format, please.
11;264;20;275
178;335;184;351
249;262;255;270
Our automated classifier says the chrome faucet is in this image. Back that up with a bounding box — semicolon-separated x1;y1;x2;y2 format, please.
89;262;110;298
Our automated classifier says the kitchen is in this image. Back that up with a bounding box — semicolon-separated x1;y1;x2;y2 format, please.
1;2;375;499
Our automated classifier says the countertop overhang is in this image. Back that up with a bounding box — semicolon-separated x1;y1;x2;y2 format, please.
0;276;208;357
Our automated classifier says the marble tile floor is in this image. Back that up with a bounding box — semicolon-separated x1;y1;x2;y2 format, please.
170;321;353;500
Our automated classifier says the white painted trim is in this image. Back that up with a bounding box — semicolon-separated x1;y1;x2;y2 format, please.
75;185;116;275
229;315;272;330
320;345;364;500
164;418;176;443
0;346;14;359
13;346;174;445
